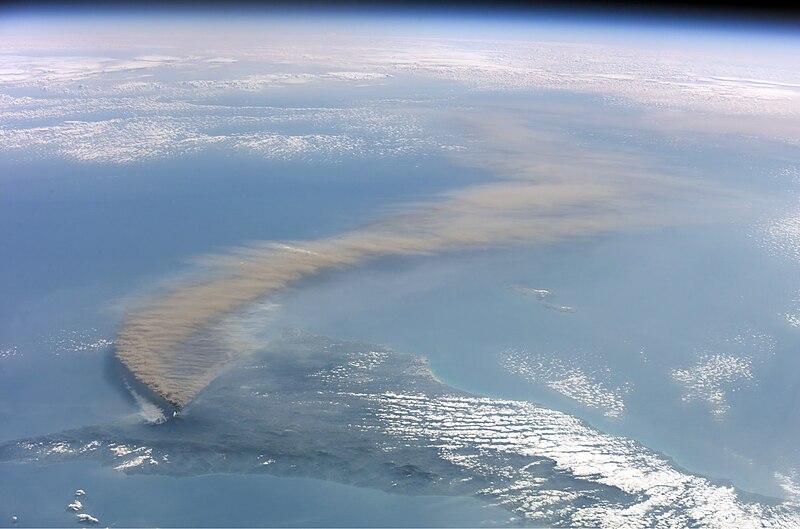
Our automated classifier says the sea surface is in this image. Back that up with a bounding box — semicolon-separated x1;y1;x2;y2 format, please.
2;86;800;526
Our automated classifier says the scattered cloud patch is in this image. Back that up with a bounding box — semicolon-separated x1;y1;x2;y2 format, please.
0;345;20;359
502;347;631;418
671;331;775;417
42;328;114;355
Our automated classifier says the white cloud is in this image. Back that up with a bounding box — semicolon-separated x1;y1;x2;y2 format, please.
0;97;451;164
672;353;753;417
502;348;630;419
369;391;800;527
0;54;185;85
671;332;775;417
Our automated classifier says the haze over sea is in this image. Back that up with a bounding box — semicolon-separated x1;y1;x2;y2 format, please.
1;9;800;527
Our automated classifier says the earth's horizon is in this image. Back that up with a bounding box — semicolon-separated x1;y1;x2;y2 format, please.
1;8;799;528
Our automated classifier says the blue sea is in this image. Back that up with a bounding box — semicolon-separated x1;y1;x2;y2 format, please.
1;77;800;526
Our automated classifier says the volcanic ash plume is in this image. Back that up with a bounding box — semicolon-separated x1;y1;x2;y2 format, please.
115;112;727;408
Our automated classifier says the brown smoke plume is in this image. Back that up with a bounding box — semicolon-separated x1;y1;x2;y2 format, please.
115;111;729;407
